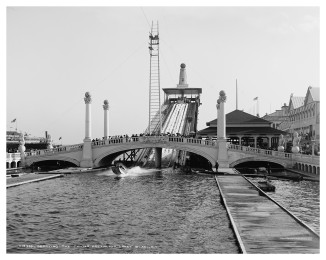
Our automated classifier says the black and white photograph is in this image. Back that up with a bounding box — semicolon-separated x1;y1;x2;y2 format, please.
4;0;322;255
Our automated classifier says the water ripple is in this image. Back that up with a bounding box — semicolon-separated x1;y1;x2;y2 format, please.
7;169;238;253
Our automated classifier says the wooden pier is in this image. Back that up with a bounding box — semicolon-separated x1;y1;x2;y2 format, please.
215;175;319;254
7;174;64;188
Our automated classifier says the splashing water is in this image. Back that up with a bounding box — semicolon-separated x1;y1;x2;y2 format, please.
97;166;160;177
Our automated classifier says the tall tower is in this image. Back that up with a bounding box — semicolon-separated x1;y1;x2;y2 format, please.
148;21;161;134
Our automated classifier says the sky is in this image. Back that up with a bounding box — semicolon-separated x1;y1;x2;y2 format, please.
5;4;320;145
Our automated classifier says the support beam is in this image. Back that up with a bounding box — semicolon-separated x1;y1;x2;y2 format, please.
154;147;162;168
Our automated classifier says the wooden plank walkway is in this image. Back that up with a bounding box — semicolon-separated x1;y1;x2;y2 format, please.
7;174;64;188
215;175;319;254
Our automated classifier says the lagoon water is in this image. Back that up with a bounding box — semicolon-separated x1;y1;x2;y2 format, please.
7;168;319;253
7;168;239;253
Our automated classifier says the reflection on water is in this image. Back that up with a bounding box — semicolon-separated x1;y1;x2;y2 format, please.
7;168;239;253
246;176;320;234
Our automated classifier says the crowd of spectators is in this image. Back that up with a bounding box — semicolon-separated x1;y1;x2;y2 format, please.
91;132;197;144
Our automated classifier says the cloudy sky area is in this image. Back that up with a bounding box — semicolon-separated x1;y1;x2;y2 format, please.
7;6;319;144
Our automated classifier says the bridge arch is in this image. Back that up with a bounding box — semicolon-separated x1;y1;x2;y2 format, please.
26;156;80;167
93;143;217;168
229;156;286;168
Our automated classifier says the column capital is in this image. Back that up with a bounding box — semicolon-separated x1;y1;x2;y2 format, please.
84;92;92;104
216;90;226;109
103;100;109;110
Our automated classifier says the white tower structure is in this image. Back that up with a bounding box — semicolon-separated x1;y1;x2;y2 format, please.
177;63;189;88
148;21;161;134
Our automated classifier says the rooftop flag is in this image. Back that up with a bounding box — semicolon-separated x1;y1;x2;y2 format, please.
253;97;258;101
11;118;16;123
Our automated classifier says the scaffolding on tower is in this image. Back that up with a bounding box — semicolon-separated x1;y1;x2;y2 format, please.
148;21;161;134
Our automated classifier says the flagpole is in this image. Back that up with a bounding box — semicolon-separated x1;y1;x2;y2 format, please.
236;79;238;110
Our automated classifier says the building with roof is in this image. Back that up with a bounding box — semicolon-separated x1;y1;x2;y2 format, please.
287;86;320;142
262;86;320;143
262;103;289;129
197;109;287;149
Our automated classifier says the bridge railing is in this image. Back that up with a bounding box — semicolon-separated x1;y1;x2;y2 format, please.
228;144;319;164
228;144;293;159
91;136;217;147
24;143;84;157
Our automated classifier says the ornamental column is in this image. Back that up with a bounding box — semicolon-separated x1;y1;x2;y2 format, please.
217;91;226;139
18;132;26;167
103;100;109;139
80;92;93;168
84;92;92;140
216;90;229;168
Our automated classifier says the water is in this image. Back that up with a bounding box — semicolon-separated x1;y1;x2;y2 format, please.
7;168;239;253
246;176;320;234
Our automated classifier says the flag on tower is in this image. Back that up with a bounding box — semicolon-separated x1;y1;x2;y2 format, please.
253;97;258;101
11;118;16;123
59;137;62;140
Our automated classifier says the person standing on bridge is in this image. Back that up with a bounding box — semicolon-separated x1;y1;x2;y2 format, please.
215;162;219;173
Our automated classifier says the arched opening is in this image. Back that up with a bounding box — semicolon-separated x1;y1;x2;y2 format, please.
6;162;10;169
313;166;316;174
17;161;21;167
187;152;212;170
309;165;312;173
304;164;308;172
317;167;320;175
95;146;215;170
234;161;284;173
10;161;16;168
32;160;77;172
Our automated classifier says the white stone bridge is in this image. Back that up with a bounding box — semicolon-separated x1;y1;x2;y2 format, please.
22;136;320;173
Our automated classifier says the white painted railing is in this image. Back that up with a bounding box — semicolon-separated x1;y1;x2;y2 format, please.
25;143;84;157
6;153;21;160
228;144;320;164
25;136;219;158
91;136;217;148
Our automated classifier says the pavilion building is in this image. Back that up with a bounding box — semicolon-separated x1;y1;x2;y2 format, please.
197;109;287;149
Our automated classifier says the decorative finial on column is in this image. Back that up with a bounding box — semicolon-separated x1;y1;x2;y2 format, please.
18;132;25;153
84;92;92;104
103;99;109;110
217;90;226;109
47;134;53;150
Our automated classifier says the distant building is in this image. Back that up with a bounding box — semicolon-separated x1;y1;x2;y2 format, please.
263;86;320;143
288;86;320;142
197;109;286;149
6;130;48;153
262;103;289;129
